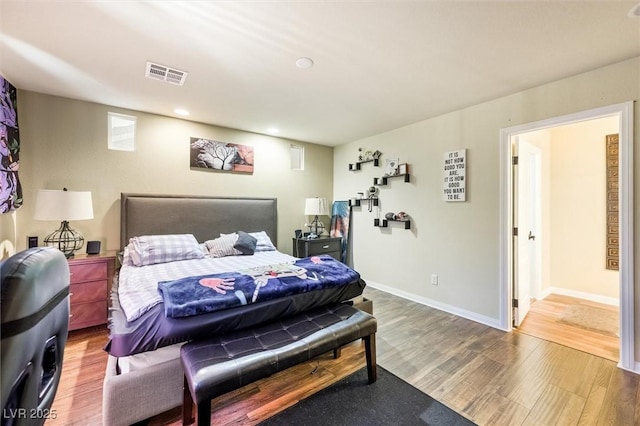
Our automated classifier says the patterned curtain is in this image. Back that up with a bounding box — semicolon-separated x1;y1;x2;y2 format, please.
0;76;22;213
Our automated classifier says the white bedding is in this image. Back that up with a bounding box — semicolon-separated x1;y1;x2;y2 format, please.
118;251;298;322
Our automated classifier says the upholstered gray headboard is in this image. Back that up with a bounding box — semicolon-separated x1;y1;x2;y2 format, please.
120;193;277;248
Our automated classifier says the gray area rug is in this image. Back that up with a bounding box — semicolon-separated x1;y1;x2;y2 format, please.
260;366;476;425
558;304;619;337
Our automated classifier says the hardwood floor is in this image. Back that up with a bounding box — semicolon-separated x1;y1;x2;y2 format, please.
516;294;619;362
47;287;639;425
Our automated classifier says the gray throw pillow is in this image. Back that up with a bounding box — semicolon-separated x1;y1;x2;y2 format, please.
234;231;258;255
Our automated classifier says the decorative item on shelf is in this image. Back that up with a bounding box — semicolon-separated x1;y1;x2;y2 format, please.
396;211;409;221
375;211;411;229
367;186;378;212
375;165;411;185
304;197;329;239
349;150;381;170
357;148;381;162
384;158;399;176
358;147;371;161
34;188;94;258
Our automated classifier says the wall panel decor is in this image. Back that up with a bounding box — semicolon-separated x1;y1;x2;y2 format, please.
606;133;619;270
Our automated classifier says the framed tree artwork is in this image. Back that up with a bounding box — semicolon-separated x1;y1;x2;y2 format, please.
190;137;254;173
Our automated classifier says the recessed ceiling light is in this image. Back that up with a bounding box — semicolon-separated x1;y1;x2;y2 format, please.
174;108;190;116
295;57;314;69
267;127;280;134
629;2;640;18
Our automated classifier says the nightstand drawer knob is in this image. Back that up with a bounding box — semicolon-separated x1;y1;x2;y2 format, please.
322;245;329;249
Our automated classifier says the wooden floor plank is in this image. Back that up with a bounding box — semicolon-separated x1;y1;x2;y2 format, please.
45;287;638;426
516;294;619;362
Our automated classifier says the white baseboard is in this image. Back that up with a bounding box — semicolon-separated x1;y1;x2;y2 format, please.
364;279;505;331
541;287;619;307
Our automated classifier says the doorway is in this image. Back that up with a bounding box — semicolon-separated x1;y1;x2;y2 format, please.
513;119;620;361
499;102;635;372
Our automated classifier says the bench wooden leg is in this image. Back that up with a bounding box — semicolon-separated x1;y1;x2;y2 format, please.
183;377;194;425
333;347;342;359
196;399;212;426
364;333;377;384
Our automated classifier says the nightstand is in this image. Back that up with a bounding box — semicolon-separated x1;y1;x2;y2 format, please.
67;251;116;331
293;236;342;261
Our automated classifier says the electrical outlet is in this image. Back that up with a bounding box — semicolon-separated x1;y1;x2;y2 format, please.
430;274;438;285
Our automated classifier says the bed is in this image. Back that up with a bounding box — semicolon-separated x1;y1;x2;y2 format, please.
102;193;367;425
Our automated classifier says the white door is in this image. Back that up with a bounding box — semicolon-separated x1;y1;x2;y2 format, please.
513;139;542;326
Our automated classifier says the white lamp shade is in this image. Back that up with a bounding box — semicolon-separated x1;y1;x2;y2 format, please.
34;189;94;221
304;197;329;216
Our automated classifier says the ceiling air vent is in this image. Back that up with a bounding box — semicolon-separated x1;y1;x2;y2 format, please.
145;61;188;86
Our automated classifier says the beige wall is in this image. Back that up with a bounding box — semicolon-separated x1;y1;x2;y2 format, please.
1;91;334;257
549;117;619;300
333;57;639;347
518;118;620;303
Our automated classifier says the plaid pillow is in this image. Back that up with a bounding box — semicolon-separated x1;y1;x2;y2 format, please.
121;247;134;266
205;234;239;258
128;234;205;266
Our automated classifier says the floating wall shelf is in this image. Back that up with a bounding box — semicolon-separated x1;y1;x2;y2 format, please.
348;158;380;171
374;218;411;229
374;173;411;185
349;198;379;208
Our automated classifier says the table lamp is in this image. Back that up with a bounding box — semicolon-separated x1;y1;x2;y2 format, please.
304;197;329;238
34;188;94;258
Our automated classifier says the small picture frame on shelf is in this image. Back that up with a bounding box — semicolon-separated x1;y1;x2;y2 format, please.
397;163;408;175
385;158;399;176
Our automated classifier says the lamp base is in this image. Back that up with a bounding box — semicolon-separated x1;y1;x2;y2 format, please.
307;215;325;238
44;221;85;258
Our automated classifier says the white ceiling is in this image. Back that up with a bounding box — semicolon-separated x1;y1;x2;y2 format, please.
1;1;639;146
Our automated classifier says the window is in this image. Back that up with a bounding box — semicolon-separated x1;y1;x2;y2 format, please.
108;112;136;151
290;145;304;170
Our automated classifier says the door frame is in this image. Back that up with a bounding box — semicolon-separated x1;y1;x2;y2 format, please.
498;101;635;372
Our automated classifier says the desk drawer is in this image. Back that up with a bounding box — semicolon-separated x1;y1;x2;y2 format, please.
69;300;107;330
69;262;107;284
307;239;341;254
70;280;107;304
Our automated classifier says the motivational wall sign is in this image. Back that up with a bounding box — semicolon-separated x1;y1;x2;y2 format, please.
443;149;466;202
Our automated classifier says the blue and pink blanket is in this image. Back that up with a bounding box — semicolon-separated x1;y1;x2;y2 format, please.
157;255;360;318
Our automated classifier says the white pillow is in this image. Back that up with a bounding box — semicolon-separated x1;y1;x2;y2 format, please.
128;234;205;266
249;231;277;252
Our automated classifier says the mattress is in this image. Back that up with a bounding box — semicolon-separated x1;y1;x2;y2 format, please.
105;251;365;357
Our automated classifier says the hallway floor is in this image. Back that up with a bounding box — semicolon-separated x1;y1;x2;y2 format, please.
516;293;619;362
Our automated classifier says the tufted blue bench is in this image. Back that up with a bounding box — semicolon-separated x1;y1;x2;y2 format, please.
180;303;377;426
